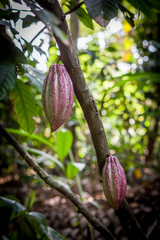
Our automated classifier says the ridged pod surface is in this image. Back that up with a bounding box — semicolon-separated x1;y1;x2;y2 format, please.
102;156;127;210
42;64;74;132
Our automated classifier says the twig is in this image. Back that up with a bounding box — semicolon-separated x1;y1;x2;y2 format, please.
146;219;158;238
23;26;46;52
30;26;46;44
65;1;84;16
0;124;115;240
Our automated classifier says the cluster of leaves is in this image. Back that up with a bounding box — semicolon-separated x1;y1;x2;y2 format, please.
0;196;66;240
0;0;159;134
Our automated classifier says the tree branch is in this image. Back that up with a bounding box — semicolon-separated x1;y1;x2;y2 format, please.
0;124;115;240
65;1;84;16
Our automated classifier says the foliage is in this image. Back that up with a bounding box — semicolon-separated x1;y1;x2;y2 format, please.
0;196;66;240
0;0;159;211
0;1;160;239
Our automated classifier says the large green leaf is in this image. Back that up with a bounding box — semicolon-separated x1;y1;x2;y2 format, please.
84;0;118;27
27;212;66;240
10;80;38;134
0;62;16;100
66;162;79;179
7;128;55;150
0;197;66;240
48;226;67;240
65;1;94;30
56;129;73;162
25;189;36;212
0;196;26;221
76;6;94;30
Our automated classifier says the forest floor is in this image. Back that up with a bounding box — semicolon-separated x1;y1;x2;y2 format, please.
0;173;160;240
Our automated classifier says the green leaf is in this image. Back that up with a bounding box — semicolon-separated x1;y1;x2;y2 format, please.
10;80;38;134
22;64;45;92
29;212;48;227
7;128;55;150
27;212;49;240
72;162;86;171
76;6;94;30
22;38;34;53
22;15;39;28
25;190;36;212
65;1;94;30
34;45;47;57
66;162;79;179
0;196;26;221
25;146;64;170
118;3;134;27
57;129;73;162
27;212;66;240
0;61;16;100
84;0;118;27
48;226;67;240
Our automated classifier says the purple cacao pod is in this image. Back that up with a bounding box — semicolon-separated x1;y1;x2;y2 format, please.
102;156;127;210
42;64;74;132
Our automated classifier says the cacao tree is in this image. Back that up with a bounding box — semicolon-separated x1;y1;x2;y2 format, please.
0;0;160;239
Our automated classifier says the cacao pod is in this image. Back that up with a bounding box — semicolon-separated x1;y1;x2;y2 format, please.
42;64;74;132
102;156;127;210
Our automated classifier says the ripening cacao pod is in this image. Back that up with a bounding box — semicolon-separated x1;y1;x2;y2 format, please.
42;64;74;132
102;156;127;210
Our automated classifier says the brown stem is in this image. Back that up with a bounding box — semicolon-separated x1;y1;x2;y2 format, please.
65;1;84;16
0;124;115;240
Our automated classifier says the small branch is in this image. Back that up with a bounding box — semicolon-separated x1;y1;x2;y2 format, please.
65;1;84;16
0;124;115;240
30;26;46;44
23;26;46;53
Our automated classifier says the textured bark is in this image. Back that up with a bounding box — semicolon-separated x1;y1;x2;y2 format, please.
69;7;79;157
70;9;79;51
